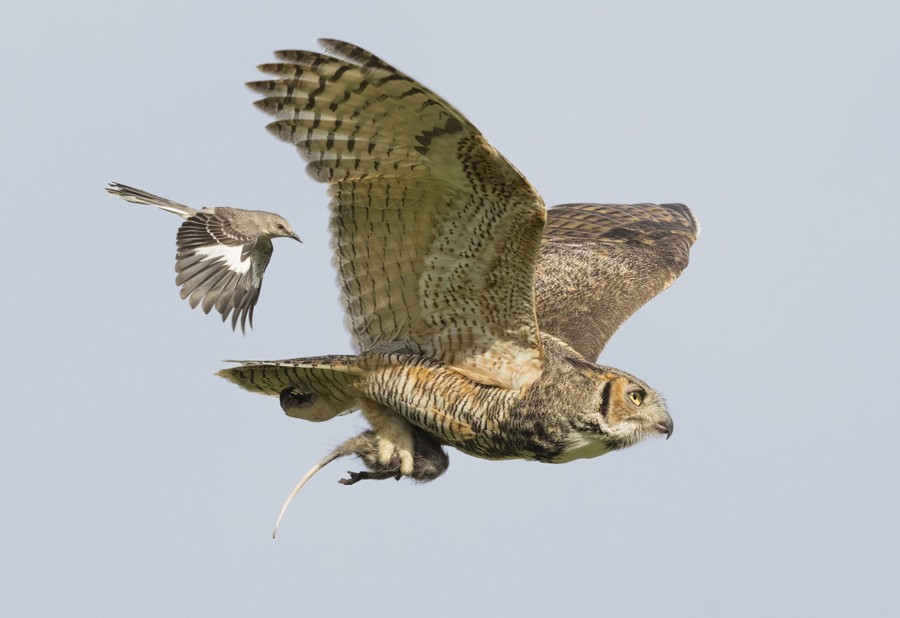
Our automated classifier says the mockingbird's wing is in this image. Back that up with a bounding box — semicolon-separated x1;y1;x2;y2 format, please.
534;202;699;362
175;210;271;332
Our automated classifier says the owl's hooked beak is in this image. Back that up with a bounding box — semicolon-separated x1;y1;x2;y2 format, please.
656;415;674;440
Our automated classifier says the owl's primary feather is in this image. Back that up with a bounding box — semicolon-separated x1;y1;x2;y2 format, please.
217;40;698;533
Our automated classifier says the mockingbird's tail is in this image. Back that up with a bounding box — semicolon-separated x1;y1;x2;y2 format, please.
106;182;198;219
217;355;365;422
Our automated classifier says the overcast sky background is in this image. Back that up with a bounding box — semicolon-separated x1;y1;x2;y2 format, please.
2;1;898;616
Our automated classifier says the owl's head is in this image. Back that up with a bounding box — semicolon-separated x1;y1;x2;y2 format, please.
550;356;673;463
593;367;672;447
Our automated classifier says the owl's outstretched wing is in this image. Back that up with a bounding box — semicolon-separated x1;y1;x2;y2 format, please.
535;202;699;362
248;40;546;389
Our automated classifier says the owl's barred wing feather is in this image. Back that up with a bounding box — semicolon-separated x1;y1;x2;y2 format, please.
535;202;699;362
248;39;546;389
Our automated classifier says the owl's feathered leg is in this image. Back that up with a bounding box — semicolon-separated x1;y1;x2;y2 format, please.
272;428;449;537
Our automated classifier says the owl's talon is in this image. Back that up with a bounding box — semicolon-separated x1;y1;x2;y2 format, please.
279;387;316;416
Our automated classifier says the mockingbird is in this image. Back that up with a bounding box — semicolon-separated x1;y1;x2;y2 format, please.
106;182;301;331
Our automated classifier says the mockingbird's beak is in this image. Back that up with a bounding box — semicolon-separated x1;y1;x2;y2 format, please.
289;233;303;243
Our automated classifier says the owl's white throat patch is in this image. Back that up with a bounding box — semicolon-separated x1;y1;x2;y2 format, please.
553;431;613;463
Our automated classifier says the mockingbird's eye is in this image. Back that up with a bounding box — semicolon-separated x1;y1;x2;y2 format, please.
276;223;285;231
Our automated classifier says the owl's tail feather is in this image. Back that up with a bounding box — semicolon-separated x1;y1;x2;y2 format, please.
217;355;366;422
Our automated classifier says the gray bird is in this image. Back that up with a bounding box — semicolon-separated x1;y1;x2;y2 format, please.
106;182;301;331
212;40;699;534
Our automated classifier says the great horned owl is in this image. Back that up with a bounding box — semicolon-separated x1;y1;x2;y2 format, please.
216;40;699;533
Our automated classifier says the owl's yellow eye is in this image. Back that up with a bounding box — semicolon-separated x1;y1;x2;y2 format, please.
628;390;644;406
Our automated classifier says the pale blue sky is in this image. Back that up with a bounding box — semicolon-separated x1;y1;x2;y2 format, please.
2;1;898;616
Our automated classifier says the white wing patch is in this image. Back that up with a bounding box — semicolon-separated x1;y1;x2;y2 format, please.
174;228;268;331
194;243;251;274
